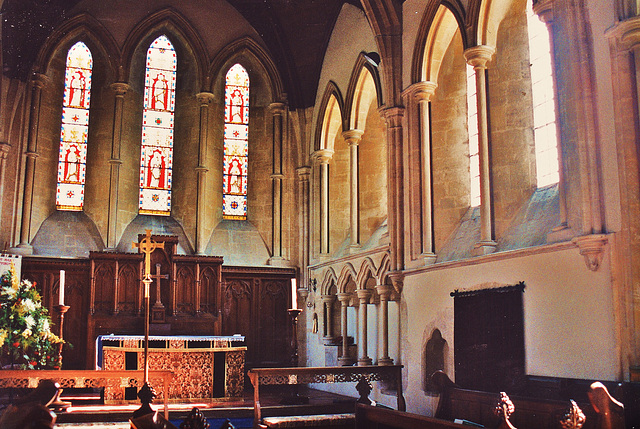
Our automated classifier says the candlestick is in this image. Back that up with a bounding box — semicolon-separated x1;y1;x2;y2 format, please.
50;304;71;411
291;278;297;309
59;270;65;306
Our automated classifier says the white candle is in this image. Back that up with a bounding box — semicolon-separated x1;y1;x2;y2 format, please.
291;278;297;309
59;270;65;306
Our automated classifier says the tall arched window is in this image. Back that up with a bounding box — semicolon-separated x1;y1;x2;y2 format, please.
466;64;480;207
139;35;176;216
223;64;249;220
56;41;93;211
527;0;559;187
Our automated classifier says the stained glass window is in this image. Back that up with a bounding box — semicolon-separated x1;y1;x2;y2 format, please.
223;64;249;220
139;35;176;216
56;41;92;211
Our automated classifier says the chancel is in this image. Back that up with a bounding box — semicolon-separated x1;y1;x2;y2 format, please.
0;0;639;427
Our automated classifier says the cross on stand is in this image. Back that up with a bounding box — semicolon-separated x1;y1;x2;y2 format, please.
151;263;169;323
131;229;164;418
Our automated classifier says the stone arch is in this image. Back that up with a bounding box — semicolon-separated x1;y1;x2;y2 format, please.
420;4;466;83
377;252;392;285
476;0;516;48
209;37;285;103
337;263;358;294
121;8;208;90
320;268;338;296
345;52;383;131
411;0;467;84
314;81;345;152
356;257;378;290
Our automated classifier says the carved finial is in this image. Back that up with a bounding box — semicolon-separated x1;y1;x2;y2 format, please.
355;377;372;405
494;392;517;429
560;400;586;429
180;407;210;429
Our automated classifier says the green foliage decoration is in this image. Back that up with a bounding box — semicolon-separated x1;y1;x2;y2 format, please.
0;263;64;369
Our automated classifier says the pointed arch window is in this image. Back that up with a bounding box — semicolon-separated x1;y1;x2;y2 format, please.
466;64;481;207
223;63;249;220
56;41;93;211
139;35;176;216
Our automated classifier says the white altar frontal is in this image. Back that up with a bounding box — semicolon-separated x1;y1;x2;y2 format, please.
97;335;246;401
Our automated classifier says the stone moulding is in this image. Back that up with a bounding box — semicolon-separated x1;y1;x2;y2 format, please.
571;234;608;272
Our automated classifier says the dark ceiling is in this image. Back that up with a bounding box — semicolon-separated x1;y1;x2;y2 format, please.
1;0;364;109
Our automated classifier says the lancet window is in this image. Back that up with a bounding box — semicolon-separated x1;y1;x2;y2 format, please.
466;64;480;207
139;35;176;216
527;0;559;187
56;41;93;211
223;63;249;220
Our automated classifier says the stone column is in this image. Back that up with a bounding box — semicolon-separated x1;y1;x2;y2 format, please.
0;142;11;222
269;103;286;264
380;107;406;271
414;82;438;260
195;92;214;255
337;292;354;365
533;0;569;232
375;284;394;365
356;288;372;366
314;149;334;255
106;83;130;250
297;166;311;277
464;46;497;255
342;129;364;249
16;73;48;254
321;294;337;344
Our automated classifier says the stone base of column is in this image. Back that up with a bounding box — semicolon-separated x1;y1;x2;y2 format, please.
377;357;394;366
349;244;361;254
267;256;291;267
357;357;373;366
546;223;574;244
405;253;437;269
472;240;497;256
10;244;33;255
338;356;355;366
323;336;340;346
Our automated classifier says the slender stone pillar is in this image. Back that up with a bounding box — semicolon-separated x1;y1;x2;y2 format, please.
380;107;406;271
297;166;311;277
464;46;497;255
314;149;334;255
533;0;569;232
0;142;11;223
356;288;372;366
375;284;394;365
321;294;337;344
195;92;214;255
337;292;354;365
342;129;364;249
16;73;48;254
106;83;130;250
414;82;438;260
269;103;286;263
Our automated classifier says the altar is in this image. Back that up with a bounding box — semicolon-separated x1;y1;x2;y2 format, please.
97;335;246;401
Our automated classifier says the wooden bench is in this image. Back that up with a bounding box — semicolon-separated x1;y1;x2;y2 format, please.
248;365;405;429
355;403;468;429
431;371;601;429
0;369;172;420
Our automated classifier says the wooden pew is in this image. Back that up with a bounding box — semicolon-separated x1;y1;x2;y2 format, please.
248;365;405;429
431;371;600;429
355;403;468;429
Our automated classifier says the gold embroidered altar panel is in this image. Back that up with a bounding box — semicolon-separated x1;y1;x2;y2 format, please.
100;336;245;401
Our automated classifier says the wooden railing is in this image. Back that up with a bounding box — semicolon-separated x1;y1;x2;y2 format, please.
0;370;172;420
248;365;405;428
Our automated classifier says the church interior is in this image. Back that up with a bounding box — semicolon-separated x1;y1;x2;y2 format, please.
0;0;639;427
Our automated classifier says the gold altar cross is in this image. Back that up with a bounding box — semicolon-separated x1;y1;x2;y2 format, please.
132;229;164;279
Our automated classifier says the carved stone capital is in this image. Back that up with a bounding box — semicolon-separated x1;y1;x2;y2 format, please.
387;271;404;295
356;288;372;302
270;173;285;180
571;234;608;271
0;142;11;159
296;166;311;179
342;129;364;146
196;92;215;105
375;284;393;300
313;148;334;164
269;102;287;115
337;292;352;304
110;82;131;96
532;0;554;24
606;16;640;50
464;45;496;69
412;81;438;102
379;106;405;128
298;287;309;301
321;294;337;305
31;73;50;89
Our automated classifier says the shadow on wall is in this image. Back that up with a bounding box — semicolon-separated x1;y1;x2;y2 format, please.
117;214;194;254
31;211;104;257
206;219;270;266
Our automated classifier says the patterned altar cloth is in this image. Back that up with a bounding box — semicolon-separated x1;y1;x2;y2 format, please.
97;335;246;401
